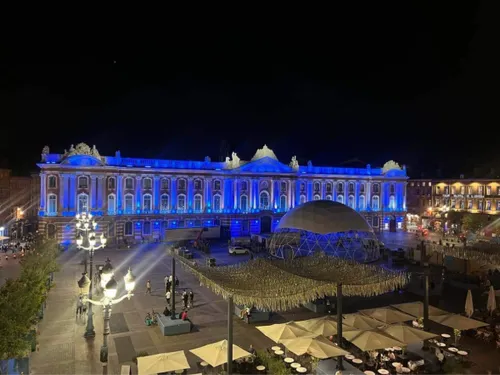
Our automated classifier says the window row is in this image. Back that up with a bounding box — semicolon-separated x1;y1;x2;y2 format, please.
436;198;500;211
437;185;500;196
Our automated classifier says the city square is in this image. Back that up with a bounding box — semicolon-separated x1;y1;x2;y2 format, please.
3;5;500;374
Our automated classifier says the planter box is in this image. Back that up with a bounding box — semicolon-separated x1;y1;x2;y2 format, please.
157;314;192;336
234;305;271;323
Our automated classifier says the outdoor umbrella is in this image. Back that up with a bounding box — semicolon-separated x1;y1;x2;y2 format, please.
189;340;251;367
465;289;474;318
342;330;405;351
391;301;448;317
296;316;357;336
280;336;350;359
256;322;315;343
429;314;488;330
379;324;438;345
137;351;190;375
360;307;414;324
487;286;497;314
342;313;384;330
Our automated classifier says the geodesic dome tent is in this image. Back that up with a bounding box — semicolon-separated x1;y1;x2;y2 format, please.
269;200;380;262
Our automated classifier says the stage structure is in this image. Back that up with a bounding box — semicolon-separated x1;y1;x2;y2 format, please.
269;200;380;262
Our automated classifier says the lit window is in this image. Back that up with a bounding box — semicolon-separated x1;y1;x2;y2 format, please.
213;194;221;212
280;195;287;210
372;196;380;211
125;177;134;189
460;186;465;194
300;195;306;204
359;195;365;210
194;179;202;190
478;201;483;210
467;186;472;194
460;200;464;209
160;194;169;211
486;200;491;210
108;194;116;213
194;194;202;212
259;191;269;210
143;221;151;235
478;186;484;195
124;221;133;236
213;180;221;190
240;195;248;212
48;175;57;188
124;194;134;212
389;195;396;210
161;178;169;190
326;194;332;201
143;178;152;189
468;200;472;209
372;184;379;194
47;194;57;214
326;183;332;193
78;176;88;189
348;195;355;208
337;183;344;194
337;195;344;204
314;182;320;192
313;194;321;201
487;186;491;195
78;193;89;213
143;194;152;211
177;194;186;211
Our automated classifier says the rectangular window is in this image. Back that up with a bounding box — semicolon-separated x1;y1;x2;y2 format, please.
108;178;116;189
486;186;491;195
161;179;169;190
125;178;133;189
143;178;152;189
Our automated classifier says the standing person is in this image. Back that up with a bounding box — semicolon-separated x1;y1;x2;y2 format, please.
146;280;152;295
189;290;194;308
182;290;188;309
164;274;169;289
76;296;84;316
175;276;179;287
166;279;171;293
166;290;171;306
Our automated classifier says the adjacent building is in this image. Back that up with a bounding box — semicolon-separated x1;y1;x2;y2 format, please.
37;143;408;244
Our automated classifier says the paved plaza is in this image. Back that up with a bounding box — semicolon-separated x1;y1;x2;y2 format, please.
8;234;498;374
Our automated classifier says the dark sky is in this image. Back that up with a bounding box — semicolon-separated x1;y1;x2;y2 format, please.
3;2;499;177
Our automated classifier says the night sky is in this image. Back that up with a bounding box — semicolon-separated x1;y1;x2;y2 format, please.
3;2;499;177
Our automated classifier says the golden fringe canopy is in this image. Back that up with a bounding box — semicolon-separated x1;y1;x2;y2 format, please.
429;244;500;265
178;254;408;311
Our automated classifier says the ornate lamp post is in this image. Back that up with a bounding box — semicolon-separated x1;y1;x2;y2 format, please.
75;212;107;338
83;266;136;364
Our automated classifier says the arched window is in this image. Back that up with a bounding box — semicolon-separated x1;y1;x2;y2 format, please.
108;194;116;213
177;178;186;190
213;180;221;190
194;194;202;212
194;179;202;190
78;176;88;189
78;193;89;213
326;194;332;200
348;195;355;209
259;191;270;210
389;195;396;210
108;177;116;189
177;194;186;211
281;181;287;191
48;175;57;188
160;194;169;211
124;194;134;212
124;221;133;236
314;182;320;192
241;181;248;191
372;183;379;194
143;177;152;190
359;195;365;211
125;177;134;189
337;194;344;204
47;194;57;214
337;183;344;194
240;195;248;212
213;194;221;212
348;183;354;193
300;195;306;205
313;194;321;201
280;195;287;210
260;181;269;190
161;178;169;190
359;183;365;194
143;194;152;211
372;196;380;211
143;221;151;235
326;183;333;193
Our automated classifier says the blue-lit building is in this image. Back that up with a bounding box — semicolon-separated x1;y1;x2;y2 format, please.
37;143;408;244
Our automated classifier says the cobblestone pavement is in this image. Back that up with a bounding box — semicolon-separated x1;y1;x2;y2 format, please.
30;240;500;374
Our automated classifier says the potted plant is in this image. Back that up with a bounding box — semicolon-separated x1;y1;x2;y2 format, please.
453;329;461;345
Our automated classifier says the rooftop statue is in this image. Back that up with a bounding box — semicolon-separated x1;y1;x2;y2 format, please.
225;152;241;169
382;160;402;173
251;144;278;161
289;156;299;170
41;145;50;161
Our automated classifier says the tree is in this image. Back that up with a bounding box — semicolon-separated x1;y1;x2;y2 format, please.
461;213;489;233
0;240;59;359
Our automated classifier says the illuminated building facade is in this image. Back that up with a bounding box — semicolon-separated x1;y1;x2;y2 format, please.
408;178;500;217
37;143;408;244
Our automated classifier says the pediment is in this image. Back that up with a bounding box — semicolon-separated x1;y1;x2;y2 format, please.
61;155;105;166
236;157;294;173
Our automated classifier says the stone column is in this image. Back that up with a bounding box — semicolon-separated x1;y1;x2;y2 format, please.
403;182;407;211
69;175;77;211
187;177;194;210
295;180;301;206
171;177;177;211
59;174;65;212
205;177;212;210
288;180;292;209
234;178;238;210
270;179;275;209
40;173;47;210
249;178;253;210
90;176;98;211
117;175;123;210
366;181;372;210
154;176;160;211
307;180;313;201
98;176;105;211
135;176;142;210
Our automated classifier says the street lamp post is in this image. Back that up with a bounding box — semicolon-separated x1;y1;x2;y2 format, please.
75;212;107;339
82;266;136;364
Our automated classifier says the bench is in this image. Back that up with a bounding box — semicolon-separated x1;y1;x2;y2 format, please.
157;313;192;336
234;305;271;324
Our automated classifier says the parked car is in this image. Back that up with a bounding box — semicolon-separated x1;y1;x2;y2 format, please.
228;246;249;255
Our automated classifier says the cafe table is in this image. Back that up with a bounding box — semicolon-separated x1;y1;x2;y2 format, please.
378;369;389;375
345;354;355;360
271;346;281;351
284;357;294;364
291;363;301;369
352;359;363;365
364;371;376;375
297;367;307;374
401;367;411;373
441;333;451;339
457;350;468;356
256;365;266;372
275;350;284;356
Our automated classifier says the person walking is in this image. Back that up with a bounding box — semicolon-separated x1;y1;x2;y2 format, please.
166;290;171;306
182;290;188;309
189;290;194;308
146;280;152;295
166;279;171;293
76;296;84;316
